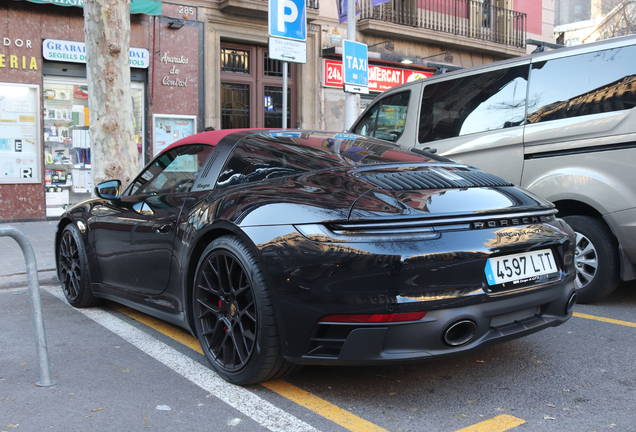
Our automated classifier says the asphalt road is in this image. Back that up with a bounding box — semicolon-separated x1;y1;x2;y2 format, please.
2;281;634;432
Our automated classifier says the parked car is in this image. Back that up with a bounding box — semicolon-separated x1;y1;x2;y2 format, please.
56;129;577;385
351;35;636;303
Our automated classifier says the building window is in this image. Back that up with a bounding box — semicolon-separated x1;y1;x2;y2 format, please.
221;83;250;129
219;43;296;129
221;48;250;74
264;86;291;128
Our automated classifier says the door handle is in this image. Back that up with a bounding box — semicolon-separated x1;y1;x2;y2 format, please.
152;223;172;234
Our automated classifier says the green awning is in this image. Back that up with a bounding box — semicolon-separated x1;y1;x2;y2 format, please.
24;0;162;15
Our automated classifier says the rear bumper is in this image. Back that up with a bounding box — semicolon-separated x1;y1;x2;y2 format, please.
290;280;575;365
243;218;576;364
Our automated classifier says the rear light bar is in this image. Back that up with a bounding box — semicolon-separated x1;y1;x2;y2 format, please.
319;311;426;323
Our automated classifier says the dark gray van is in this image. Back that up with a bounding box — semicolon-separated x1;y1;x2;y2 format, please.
351;35;636;303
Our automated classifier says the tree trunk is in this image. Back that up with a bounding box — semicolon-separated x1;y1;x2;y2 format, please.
83;0;138;191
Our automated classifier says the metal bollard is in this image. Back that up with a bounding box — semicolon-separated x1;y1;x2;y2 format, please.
0;226;56;387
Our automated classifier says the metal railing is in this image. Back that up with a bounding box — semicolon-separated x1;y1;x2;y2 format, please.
359;0;527;48
0;226;56;387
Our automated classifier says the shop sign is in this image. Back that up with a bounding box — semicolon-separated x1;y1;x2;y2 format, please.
323;59;433;92
159;52;191;87
324;59;343;87
22;0;162;15
42;39;150;68
1;38;38;71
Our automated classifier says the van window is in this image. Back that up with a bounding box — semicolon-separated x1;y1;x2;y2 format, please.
527;45;636;124
418;65;529;144
351;91;410;143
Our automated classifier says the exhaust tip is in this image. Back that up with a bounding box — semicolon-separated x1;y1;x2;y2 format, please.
566;292;578;314
443;319;477;346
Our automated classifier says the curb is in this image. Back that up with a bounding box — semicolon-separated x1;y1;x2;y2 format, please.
0;270;59;290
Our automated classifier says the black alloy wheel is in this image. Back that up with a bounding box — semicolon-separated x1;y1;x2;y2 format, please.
193;236;299;385
563;215;620;303
58;224;101;308
196;246;257;372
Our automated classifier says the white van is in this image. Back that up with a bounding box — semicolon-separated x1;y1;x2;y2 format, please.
350;35;636;303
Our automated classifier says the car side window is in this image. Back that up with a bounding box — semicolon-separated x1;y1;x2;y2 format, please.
418;65;529;144
352;91;410;143
527;44;636;124
128;144;214;196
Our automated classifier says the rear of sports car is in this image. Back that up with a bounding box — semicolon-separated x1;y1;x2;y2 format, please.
250;163;577;365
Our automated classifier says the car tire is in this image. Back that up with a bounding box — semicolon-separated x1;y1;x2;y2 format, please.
563;215;620;303
58;224;102;308
192;235;301;385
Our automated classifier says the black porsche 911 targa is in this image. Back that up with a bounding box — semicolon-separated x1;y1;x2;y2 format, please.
56;129;577;385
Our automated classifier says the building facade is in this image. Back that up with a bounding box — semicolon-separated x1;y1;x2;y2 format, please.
555;0;636;45
0;0;553;221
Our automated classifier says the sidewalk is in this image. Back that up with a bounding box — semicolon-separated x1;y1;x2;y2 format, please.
0;220;59;289
1;286;269;431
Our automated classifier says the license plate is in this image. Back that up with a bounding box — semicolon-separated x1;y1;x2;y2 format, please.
485;249;557;286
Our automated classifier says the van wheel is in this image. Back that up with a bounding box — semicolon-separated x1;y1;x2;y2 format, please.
563;216;619;303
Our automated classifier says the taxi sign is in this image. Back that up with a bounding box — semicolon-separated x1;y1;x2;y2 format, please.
342;40;368;94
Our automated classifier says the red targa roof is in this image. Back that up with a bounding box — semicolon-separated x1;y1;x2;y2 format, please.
160;129;262;154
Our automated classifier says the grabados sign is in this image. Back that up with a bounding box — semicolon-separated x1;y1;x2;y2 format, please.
160;52;191;87
42;39;150;68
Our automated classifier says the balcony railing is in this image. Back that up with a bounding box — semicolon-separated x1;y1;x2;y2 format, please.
359;0;527;48
218;0;318;18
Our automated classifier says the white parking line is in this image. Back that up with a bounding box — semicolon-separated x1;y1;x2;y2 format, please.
44;286;320;432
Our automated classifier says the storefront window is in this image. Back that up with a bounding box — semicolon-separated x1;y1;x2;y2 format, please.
0;83;41;184
43;79;144;216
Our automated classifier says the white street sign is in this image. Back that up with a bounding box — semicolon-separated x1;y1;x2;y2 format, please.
268;37;307;64
344;84;369;94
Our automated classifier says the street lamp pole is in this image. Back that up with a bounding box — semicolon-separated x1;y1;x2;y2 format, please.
343;0;358;131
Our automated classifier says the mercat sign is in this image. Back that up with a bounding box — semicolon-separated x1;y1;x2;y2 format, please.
43;39;150;69
23;0;162;15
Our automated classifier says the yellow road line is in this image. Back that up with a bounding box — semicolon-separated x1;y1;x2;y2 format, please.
455;415;525;432
262;379;389;432
113;302;524;432
111;304;203;354
113;303;389;431
573;312;636;328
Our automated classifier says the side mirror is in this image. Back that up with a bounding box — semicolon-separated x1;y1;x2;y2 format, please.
95;180;122;200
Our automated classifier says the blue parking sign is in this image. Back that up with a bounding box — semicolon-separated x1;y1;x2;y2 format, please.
269;0;307;41
342;40;368;88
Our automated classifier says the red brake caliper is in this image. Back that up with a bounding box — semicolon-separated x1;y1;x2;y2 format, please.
219;299;227;333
